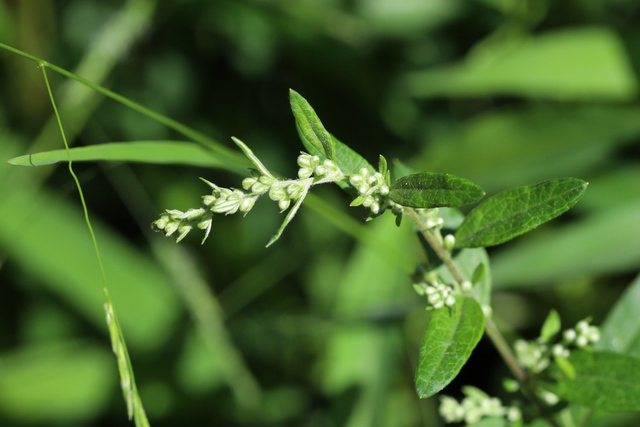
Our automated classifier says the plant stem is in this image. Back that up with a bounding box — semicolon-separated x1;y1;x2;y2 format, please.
404;207;562;427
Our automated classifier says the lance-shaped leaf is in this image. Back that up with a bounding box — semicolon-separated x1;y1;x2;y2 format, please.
545;350;640;411
455;178;588;248
290;89;334;160
415;296;485;398
390;172;485;209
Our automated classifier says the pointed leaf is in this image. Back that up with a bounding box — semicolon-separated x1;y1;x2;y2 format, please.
390;172;485;209
289;89;334;160
6;141;243;171
546;350;640;411
597;273;640;357
540;309;561;342
415;296;485;398
266;190;308;247
455;178;588;248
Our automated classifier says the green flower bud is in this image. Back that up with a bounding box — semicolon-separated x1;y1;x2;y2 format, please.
242;177;257;190
269;187;287;201
278;198;291;211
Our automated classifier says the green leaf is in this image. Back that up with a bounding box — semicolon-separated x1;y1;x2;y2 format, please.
266;189;308;247
404;27;638;100
546;350;640;411
415;296;485;398
540;309;561;342
491;200;640;289
468;417;508;427
289;89;334;160
597;273;640;357
0;341;115;423
6;141;243;171
389;172;485;209
455;178;588;248
231;137;275;178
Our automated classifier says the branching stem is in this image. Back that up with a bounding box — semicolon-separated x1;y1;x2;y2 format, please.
404;206;562;427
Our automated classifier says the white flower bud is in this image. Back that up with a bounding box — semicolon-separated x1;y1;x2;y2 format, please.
564;329;577;342
269;187;287;201
445;294;456;307
349;175;364;187
577;320;590;333
278;198;291;211
298;167;313;179
248;182;267;194
154;217;168;229
576;335;589;348
242;177;257;190
444;234;456;251
239;197;256;213
461;280;472;292
202;195;217;206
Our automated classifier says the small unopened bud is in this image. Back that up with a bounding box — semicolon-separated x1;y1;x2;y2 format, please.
444;234;456;251
278;198;291;211
461;280;472;292
239;197;256;213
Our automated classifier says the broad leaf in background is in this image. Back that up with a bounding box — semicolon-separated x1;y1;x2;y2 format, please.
0;341;115;423
403;27;638;100
389;172;485;209
6;141;242;171
455;178;588;248
546;350;640;411
415;296;485;398
491;200;640;289
597;273;640;357
289;89;335;160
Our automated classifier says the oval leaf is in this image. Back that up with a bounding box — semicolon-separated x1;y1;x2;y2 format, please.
455;178;588;248
546;350;640;411
390;172;485;209
415;296;485;398
289;89;334;160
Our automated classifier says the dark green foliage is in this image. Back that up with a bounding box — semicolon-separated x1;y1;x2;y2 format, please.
547;351;640;411
455;178;588;248
415;296;485;398
389;172;485;209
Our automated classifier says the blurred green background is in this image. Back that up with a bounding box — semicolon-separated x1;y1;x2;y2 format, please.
1;0;640;426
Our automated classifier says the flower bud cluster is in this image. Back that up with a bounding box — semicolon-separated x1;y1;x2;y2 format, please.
563;319;600;348
514;318;600;375
439;386;521;425
413;275;456;310
348;167;390;214
297;153;344;182
152;208;212;243
153;146;350;245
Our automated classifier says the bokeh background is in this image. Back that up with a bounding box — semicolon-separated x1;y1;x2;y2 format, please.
1;0;640;426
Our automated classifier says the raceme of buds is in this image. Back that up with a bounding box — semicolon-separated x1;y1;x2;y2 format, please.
514;317;601;376
439;386;521;425
414;278;456;310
